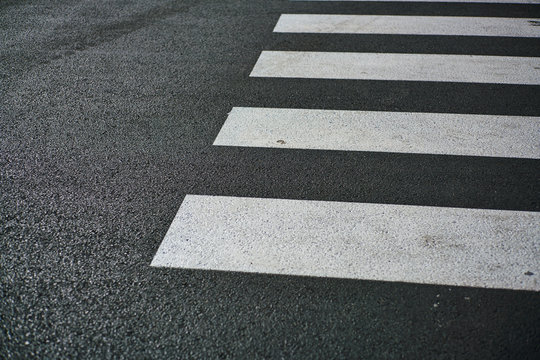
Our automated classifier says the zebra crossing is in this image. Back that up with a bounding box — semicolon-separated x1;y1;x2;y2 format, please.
152;0;540;292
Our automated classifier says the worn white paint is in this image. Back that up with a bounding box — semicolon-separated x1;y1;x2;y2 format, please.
151;195;540;291
274;15;540;37
213;107;540;159
250;51;540;85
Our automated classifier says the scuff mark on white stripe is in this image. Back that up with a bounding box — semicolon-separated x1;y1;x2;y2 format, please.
152;195;540;291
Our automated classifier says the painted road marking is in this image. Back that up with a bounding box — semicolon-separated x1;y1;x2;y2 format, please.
291;0;540;3
274;15;540;38
151;195;540;291
250;51;540;85
213;107;540;159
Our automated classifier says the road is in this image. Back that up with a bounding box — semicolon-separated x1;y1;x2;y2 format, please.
1;0;539;358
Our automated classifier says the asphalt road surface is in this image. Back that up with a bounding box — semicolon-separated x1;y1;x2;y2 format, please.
1;0;540;358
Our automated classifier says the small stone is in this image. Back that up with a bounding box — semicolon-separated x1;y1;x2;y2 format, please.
277;139;286;144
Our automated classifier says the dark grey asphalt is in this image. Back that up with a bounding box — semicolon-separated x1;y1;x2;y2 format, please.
1;0;539;358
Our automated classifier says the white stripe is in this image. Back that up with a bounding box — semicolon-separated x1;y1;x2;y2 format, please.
151;195;540;291
213;107;540;159
250;51;540;85
274;15;540;37
291;0;540;3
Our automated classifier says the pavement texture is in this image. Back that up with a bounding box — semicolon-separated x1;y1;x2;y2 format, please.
1;0;539;358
